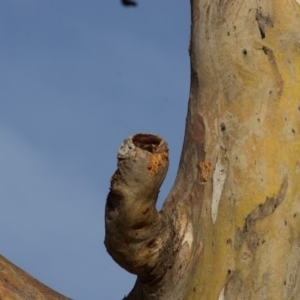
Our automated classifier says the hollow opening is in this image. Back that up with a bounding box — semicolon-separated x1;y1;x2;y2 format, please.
132;134;161;153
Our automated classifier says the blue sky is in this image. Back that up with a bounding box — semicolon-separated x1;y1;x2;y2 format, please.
0;1;190;299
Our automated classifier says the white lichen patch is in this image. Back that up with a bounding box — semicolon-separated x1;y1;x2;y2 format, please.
218;287;225;300
118;136;136;158
211;148;228;224
182;222;193;248
296;0;300;5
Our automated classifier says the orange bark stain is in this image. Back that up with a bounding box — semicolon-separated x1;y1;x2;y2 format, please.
199;161;212;182
147;152;168;173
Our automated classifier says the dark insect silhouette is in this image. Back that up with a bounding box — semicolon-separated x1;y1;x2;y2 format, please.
121;0;137;6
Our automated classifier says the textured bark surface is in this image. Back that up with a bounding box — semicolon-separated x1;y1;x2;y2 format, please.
186;1;300;299
0;255;71;300
1;1;300;299
105;134;175;286
105;0;300;299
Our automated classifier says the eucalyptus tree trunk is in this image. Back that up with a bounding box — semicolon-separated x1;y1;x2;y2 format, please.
1;1;300;300
105;1;300;299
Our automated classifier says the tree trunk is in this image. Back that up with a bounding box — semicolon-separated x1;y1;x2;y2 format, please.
105;0;300;299
1;1;299;299
0;255;71;300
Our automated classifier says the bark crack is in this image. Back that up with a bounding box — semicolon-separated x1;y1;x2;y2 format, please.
235;176;288;251
255;9;273;39
261;45;284;96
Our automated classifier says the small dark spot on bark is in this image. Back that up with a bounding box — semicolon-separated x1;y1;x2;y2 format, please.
285;117;287;121
294;213;297;218
212;241;215;247
262;240;265;244
220;122;226;131
147;240;157;248
243;49;248;56
285;220;287;226
284;280;287;285
258;26;265;39
256;9;273;39
227;269;232;275
227;31;230;36
233;25;236;30
142;208;150;215
262;46;269;55
261;178;263;181
292;129;295;134
298;105;300;111
258;118;260;122
194;287;196;292
227;238;232;244
236;156;238;160
269;90;273;95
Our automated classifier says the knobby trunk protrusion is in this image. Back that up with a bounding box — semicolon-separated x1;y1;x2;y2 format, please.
105;133;175;285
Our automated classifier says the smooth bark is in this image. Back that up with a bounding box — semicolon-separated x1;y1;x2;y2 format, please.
1;1;300;299
105;1;300;299
0;255;71;300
